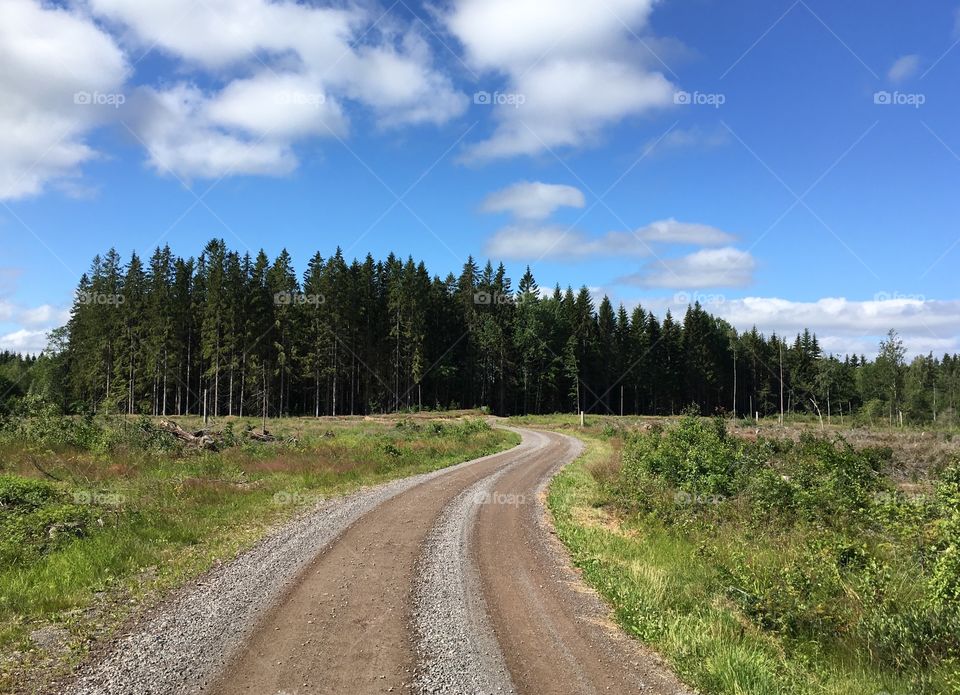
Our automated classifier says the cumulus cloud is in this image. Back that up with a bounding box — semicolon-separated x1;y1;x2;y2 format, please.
480;182;585;220
446;0;675;160
0;297;68;354
130;84;300;179
486;226;652;260
0;0;467;182
614;296;960;358
483;214;740;263
92;0;467;118
714;297;959;339
0;328;50;354
634;218;737;246
621;247;757;288
697;297;959;358
0;0;128;199
887;54;921;83
18;304;70;328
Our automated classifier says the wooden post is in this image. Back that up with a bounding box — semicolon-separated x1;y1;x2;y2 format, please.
732;347;737;418
580;411;585;427
779;342;784;425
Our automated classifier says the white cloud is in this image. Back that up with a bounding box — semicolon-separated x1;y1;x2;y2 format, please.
618;296;960;358
0;328;50;354
446;0;675;160
447;0;655;71
86;0;467;179
718;297;960;358
621;247;756;288
336;36;468;128
18;304;69;328
887;54;921;83
486;226;652;260
205;73;347;140
0;299;70;354
634;218;737;246
87;0;359;70
132;85;299;179
714;297;960;340
484;216;740;261
0;0;128;199
480;182;585;220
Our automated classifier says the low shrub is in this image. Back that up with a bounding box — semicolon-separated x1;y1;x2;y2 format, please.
612;417;960;682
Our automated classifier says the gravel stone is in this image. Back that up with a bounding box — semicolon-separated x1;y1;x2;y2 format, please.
65;447;515;695
411;428;546;694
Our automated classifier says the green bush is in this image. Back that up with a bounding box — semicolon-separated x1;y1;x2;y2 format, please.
447;418;491;437
620;414;745;496
0;474;60;510
0;475;102;567
929;463;960;608
614;419;960;681
776;434;886;526
0;396;181;455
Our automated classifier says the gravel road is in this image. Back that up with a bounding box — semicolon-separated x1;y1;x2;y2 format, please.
60;426;692;695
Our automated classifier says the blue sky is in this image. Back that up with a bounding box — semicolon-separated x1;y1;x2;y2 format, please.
1;0;959;356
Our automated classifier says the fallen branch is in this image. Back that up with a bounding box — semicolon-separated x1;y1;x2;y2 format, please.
158;420;220;451
247;430;276;443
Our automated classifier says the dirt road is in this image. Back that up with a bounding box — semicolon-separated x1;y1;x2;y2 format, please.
69;427;690;695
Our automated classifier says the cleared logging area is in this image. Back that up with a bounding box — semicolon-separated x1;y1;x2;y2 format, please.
535;414;960;694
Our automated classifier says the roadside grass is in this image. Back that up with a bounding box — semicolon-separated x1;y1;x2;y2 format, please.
0;411;517;691
534;417;959;695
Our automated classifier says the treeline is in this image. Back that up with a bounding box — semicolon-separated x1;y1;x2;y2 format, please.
5;240;960;424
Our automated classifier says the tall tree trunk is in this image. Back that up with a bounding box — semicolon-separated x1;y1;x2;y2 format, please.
332;340;338;417
186;340;191;416
162;348;168;416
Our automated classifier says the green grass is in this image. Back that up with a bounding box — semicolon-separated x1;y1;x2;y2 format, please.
535;418;959;695
0;412;518;691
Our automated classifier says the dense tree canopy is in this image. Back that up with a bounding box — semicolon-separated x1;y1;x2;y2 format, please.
3;241;959;425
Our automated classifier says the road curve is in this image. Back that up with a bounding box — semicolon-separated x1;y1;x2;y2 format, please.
474;429;691;695
67;425;691;695
207;429;545;695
